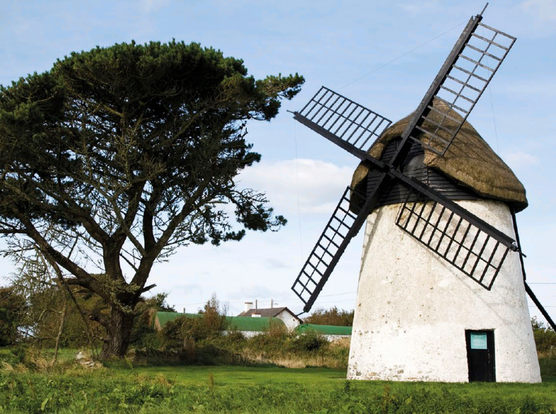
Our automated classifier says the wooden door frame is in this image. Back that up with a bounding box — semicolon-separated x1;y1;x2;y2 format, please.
465;329;496;382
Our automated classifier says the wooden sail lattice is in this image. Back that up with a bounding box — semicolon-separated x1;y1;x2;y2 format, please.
291;186;365;311
396;191;511;290
412;23;516;156
293;87;392;156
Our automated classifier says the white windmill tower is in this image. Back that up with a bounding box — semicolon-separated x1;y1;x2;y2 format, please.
289;8;555;383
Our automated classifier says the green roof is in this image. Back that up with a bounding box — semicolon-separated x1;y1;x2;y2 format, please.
227;316;284;331
154;312;285;332
155;311;201;327
295;324;352;336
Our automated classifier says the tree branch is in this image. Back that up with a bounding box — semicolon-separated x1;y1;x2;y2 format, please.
15;212;110;302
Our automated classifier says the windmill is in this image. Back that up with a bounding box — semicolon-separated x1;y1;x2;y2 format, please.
290;6;555;383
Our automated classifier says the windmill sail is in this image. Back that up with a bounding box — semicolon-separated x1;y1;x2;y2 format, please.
396;189;511;290
291;185;384;313
385;15;518;287
291;12;519;312
293;87;392;160
525;282;556;332
291;187;361;312
403;19;516;156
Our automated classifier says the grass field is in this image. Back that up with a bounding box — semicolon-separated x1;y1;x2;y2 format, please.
1;358;556;413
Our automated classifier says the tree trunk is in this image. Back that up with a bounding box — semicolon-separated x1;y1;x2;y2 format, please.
100;307;135;359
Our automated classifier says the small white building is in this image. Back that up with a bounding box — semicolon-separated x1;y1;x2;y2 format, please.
238;302;301;331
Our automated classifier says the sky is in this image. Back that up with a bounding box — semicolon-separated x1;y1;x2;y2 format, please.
0;0;555;323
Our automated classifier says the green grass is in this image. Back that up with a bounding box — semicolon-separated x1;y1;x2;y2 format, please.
0;346;80;363
1;346;556;413
132;365;346;387
1;363;556;413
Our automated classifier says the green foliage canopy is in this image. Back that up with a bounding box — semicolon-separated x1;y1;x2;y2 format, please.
0;286;27;346
0;40;303;357
304;306;354;326
532;317;556;354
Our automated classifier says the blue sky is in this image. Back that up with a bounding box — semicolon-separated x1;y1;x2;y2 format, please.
0;0;555;321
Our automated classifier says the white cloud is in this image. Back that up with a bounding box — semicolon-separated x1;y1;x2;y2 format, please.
239;158;355;215
139;0;170;14
502;151;540;171
265;258;289;269
228;285;282;302
170;283;204;296
398;0;441;14
509;0;556;37
520;0;556;21
497;77;556;99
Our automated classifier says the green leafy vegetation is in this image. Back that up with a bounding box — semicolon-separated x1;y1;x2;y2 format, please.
532;317;556;356
0;286;27;346
150;299;348;369
305;306;354;326
2;288;556;412
1;305;555;413
0;364;555;413
0;40;303;359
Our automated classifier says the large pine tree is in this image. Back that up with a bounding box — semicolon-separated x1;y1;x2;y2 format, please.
0;40;303;358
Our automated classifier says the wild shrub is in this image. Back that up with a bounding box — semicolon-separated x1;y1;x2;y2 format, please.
327;339;350;366
0;345;29;367
192;341;245;365
225;330;246;343
305;306;354;326
532;317;556;354
289;331;329;353
245;332;288;354
539;358;556;381
266;318;289;339
0;287;27;346
210;330;246;353
153;324;346;367
159;316;205;348
201;294;228;336
129;294;173;349
158;295;229;348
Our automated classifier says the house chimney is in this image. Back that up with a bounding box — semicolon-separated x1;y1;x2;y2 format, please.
244;302;253;312
255;299;258;310
271;299;273;309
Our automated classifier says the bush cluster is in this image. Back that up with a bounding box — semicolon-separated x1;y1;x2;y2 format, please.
159;312;227;348
532;317;556;354
305;306;354;326
146;318;349;368
0;287;27;346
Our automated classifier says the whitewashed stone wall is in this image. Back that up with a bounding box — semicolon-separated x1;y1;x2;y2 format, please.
347;200;541;383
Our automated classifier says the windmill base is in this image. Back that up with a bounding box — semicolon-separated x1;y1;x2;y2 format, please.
347;200;541;383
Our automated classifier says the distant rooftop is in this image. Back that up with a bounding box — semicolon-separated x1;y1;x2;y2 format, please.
237;307;290;318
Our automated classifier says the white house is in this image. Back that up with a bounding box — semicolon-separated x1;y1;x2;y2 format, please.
238;302;301;331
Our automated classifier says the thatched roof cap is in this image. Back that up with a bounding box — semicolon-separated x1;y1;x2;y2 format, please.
351;100;528;212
